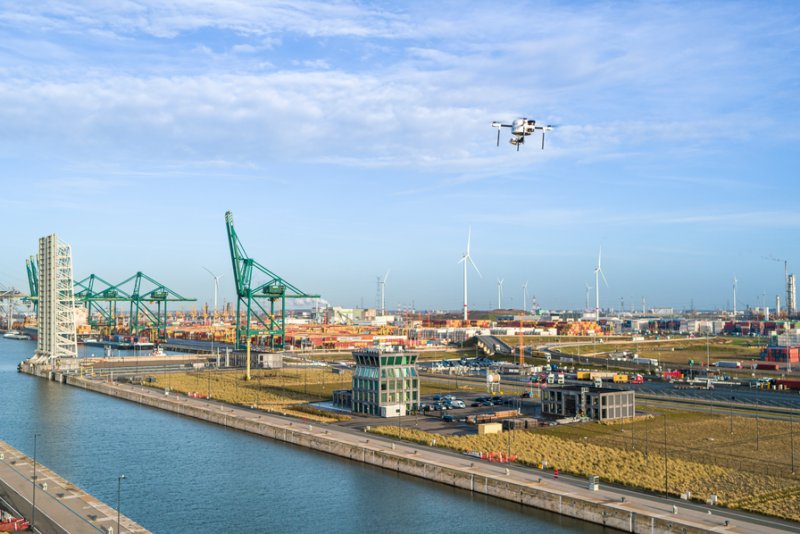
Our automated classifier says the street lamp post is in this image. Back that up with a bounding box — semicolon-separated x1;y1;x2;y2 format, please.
730;384;734;434
32;434;40;531
645;414;649;466
663;414;668;499
756;386;760;451
789;413;794;474
118;475;126;534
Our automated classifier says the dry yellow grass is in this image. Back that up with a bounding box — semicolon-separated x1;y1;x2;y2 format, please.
148;368;352;423
370;425;800;514
546;410;800;477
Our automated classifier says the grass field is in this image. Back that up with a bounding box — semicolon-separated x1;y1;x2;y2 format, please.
370;419;800;521
542;409;799;477
557;338;762;366
148;368;353;422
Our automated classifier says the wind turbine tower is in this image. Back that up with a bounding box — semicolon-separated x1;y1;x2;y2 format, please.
203;267;225;317
376;268;390;316
522;281;529;313
497;278;504;309
457;227;482;321
585;282;593;311
594;248;608;322
733;275;737;320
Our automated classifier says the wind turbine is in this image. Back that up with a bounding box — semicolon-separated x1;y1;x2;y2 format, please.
594;248;608;322
203;267;224;317
522;281;529;313
585;282;593;311
377;268;390;315
733;274;737;319
497;278;504;309
457;227;482;321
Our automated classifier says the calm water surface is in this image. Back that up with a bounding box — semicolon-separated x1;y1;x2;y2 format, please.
0;338;609;533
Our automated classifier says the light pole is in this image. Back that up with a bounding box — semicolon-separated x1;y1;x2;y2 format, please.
730;384;734;434
118;475;126;534
32;434;40;531
756;386;760;451
663;414;668;499
789;413;794;474
645;414;649;466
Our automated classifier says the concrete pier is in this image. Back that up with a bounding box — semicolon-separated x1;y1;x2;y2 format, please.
0;439;150;534
19;362;797;534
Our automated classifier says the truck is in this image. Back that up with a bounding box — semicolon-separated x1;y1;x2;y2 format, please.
715;361;742;369
776;379;800;390
629;374;643;384
577;371;592;380
755;363;779;371
613;374;628;383
593;377;603;388
663;370;682;379
633;357;658;366
556;373;565;385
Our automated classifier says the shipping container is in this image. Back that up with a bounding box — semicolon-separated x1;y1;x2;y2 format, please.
755;363;779;371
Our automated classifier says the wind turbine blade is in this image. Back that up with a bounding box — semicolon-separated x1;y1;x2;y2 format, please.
468;256;482;280
599;268;609;288
457;257;466;265
467;225;471;255
203;267;217;277
384;267;390;284
598;246;602;268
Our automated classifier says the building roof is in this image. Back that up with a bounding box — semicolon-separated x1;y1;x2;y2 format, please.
548;385;629;394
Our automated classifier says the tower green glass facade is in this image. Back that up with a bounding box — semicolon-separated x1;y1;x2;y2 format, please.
352;348;420;416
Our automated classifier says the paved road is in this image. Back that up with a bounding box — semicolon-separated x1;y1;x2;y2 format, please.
98;378;800;534
0;439;148;534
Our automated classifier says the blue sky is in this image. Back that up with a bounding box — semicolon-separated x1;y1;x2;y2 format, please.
1;1;799;313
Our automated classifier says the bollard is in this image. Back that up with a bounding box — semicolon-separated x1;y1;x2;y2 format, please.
505;468;510;475
392;444;396;449
673;506;677;514
309;425;313;431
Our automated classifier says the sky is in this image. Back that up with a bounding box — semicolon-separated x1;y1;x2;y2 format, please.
1;0;799;314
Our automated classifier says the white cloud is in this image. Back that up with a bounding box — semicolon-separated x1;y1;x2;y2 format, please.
231;44;258;54
300;59;329;69
0;0;427;39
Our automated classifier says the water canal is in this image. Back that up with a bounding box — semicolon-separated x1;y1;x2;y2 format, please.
0;338;610;533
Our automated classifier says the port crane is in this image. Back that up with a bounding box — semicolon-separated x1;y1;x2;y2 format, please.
225;211;319;360
491;118;554;150
26;254;194;339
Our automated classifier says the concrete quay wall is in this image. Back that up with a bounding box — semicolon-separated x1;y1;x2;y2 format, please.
37;370;720;534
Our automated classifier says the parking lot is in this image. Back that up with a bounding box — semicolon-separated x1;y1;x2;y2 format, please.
334;390;545;437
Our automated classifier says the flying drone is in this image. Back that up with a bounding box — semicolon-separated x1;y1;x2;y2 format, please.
491;118;554;150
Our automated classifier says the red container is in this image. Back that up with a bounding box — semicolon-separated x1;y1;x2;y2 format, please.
777;379;800;390
756;363;779;370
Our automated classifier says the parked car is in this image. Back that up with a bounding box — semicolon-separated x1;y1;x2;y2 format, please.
432;395;443;401
471;402;482;407
442;415;455;422
521;392;533;398
482;401;493;406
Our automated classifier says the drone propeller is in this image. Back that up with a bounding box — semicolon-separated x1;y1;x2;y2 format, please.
534;125;555;150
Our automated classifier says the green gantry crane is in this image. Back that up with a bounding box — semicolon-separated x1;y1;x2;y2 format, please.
225;211;319;362
26;250;195;339
91;272;195;339
25;255;39;311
